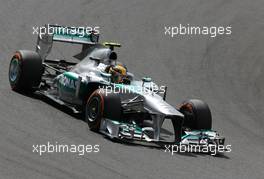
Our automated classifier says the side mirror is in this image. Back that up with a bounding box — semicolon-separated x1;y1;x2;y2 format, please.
142;77;152;83
142;77;152;87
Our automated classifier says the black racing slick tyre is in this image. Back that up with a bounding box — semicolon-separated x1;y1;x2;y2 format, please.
9;50;43;92
179;99;212;130
85;89;122;131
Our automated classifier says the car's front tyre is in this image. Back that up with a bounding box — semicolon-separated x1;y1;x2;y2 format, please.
179;99;212;130
85;89;122;131
86;90;105;131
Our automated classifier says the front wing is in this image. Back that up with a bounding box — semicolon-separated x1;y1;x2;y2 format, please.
99;118;226;154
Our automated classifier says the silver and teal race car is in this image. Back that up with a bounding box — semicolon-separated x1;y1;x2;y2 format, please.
8;25;225;153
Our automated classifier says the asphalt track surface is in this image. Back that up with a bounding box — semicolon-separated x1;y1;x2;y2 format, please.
0;0;264;179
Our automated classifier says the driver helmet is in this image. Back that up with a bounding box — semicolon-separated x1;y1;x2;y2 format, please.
109;64;127;83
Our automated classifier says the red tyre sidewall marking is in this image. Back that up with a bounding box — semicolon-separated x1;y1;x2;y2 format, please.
87;89;105;119
10;52;22;90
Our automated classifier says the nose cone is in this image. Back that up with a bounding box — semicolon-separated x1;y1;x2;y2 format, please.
144;94;184;117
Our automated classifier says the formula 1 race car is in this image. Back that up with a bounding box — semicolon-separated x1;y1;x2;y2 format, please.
8;25;225;152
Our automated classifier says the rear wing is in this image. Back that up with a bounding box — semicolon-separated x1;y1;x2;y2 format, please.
51;25;99;44
36;24;99;60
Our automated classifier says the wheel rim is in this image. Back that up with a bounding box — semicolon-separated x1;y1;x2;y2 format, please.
88;97;100;122
181;103;194;116
9;58;19;82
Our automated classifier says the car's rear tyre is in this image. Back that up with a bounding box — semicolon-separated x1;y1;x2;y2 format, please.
9;50;43;92
179;99;212;130
85;89;122;131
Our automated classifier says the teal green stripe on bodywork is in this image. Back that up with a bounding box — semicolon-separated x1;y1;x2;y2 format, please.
63;72;79;80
